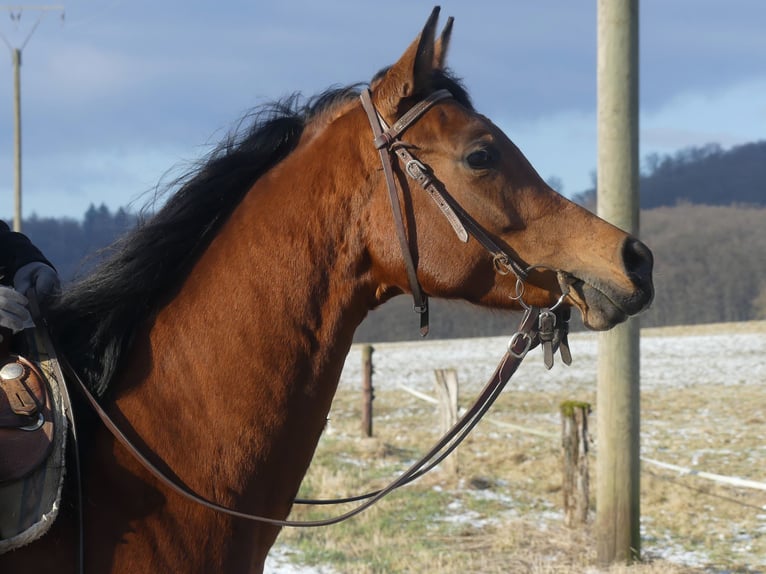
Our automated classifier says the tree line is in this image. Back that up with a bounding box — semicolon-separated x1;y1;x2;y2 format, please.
573;140;766;210
22;204;137;282
12;141;766;342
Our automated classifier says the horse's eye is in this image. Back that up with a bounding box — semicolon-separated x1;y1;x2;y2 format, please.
465;147;497;170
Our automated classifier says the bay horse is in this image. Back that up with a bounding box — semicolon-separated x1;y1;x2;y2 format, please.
2;8;652;573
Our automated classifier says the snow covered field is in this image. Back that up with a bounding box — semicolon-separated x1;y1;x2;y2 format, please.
337;322;766;395
266;322;766;573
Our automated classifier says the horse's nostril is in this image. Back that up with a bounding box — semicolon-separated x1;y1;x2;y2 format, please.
622;237;654;285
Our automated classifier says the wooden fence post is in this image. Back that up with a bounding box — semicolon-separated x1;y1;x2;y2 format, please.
361;345;374;437
434;368;459;475
561;401;591;527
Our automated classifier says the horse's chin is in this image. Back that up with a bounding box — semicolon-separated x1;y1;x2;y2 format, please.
570;282;633;331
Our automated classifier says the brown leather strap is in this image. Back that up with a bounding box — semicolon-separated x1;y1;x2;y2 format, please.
370;89;453;148
360;88;531;337
360;89;432;336
1;375;41;422
391;144;469;242
61;308;543;528
297;307;542;506
390;143;528;280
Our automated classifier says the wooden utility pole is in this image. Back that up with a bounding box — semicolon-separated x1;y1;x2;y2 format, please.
11;45;20;230
596;0;641;565
1;5;65;231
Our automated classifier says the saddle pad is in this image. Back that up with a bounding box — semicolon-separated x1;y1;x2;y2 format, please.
0;326;67;554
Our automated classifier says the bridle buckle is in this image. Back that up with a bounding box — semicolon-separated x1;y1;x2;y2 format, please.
405;158;429;182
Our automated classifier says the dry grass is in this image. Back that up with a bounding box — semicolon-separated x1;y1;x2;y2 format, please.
272;323;766;573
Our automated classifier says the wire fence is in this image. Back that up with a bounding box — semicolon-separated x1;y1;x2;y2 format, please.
396;381;766;493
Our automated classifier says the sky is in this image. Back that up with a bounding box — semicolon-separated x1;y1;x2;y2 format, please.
0;0;764;220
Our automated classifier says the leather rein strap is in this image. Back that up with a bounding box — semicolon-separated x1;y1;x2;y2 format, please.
64;307;546;528
359;88;529;336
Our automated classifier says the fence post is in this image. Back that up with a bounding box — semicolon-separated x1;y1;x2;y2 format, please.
361;345;374;437
561;401;591;527
434;368;459;475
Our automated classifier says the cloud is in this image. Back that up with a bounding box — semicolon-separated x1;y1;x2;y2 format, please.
0;143;191;219
2;0;765;220
492;76;766;196
641;78;766;152
496;109;598;196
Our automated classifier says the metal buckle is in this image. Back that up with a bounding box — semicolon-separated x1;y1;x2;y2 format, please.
508;330;533;358
405;158;428;181
538;309;557;342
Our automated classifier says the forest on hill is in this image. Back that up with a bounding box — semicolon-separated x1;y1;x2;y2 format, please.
572;140;766;210
11;141;766;342
353;201;766;341
23;204;136;282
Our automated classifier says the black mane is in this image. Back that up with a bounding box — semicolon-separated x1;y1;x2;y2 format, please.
47;70;471;397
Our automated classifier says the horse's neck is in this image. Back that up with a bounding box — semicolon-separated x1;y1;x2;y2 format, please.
103;146;375;567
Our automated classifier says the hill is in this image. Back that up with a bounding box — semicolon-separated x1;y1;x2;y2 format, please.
641;203;766;327
573;141;766;210
22;204;136;282
640;141;766;208
354;202;766;341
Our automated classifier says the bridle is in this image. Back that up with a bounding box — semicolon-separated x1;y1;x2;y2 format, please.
358;87;574;363
358;88;536;336
53;88;576;572
357;85;573;367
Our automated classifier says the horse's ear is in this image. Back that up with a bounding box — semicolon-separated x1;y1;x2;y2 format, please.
373;6;440;119
434;16;454;70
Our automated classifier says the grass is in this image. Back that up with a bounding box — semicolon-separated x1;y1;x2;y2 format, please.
273;322;766;573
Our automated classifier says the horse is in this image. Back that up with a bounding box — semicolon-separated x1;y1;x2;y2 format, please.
1;7;653;573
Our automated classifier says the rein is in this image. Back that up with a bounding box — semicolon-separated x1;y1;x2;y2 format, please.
62;304;570;529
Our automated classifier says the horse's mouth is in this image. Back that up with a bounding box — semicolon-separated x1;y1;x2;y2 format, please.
566;277;653;331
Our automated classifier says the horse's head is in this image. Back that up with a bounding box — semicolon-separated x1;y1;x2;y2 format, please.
362;8;653;331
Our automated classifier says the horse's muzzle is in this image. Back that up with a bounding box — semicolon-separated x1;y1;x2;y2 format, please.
621;237;654;315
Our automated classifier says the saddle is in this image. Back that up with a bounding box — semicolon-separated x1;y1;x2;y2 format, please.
0;343;55;483
0;323;67;553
